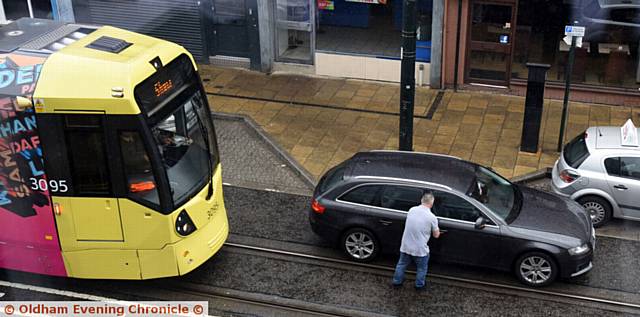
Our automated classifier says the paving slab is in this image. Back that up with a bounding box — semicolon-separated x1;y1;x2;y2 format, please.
203;65;639;181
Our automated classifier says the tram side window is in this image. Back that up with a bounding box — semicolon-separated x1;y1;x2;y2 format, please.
119;131;159;206
65;118;111;195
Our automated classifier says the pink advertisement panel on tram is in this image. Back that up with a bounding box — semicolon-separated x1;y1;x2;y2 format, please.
0;52;67;277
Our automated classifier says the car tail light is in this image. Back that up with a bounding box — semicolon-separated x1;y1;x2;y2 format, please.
311;199;325;215
559;169;580;183
176;210;197;236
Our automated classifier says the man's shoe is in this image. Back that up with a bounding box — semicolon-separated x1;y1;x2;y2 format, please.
391;283;403;289
414;286;426;292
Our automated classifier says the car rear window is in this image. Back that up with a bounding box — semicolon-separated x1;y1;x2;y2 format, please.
563;132;590;168
319;163;347;193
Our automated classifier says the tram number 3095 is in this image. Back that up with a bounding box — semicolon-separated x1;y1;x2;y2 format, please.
29;178;69;193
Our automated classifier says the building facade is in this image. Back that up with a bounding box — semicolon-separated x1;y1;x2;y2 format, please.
442;0;640;105
1;0;74;23
2;0;638;104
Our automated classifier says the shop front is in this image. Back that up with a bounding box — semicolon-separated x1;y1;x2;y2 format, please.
1;0;74;23
443;0;640;105
314;0;436;83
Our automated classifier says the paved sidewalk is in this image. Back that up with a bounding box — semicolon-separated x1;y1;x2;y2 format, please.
200;65;640;181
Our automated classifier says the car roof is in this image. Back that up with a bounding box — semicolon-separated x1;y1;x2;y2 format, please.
589;126;640;151
345;151;477;192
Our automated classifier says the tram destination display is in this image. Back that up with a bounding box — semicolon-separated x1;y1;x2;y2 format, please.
135;54;195;117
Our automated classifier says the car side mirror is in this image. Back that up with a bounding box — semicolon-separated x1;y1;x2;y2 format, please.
475;217;487;230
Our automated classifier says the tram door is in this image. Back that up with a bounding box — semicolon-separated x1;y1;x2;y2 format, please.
58;115;124;242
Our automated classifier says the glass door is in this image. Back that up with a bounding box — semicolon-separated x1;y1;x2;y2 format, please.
275;0;315;64
466;1;516;85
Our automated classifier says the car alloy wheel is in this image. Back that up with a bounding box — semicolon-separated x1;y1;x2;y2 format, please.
515;252;557;287
342;228;379;262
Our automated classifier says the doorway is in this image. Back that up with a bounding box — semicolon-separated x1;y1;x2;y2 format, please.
209;0;260;68
466;1;517;86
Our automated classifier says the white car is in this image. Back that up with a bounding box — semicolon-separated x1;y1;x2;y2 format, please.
552;122;640;227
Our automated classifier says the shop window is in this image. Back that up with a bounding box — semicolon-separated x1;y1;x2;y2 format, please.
275;0;314;63
316;0;431;60
512;0;640;90
1;0;53;23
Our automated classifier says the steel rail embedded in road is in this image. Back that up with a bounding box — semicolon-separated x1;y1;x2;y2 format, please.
224;242;640;312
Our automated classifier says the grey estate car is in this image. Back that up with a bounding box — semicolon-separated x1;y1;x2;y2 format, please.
552;126;640;227
311;151;594;287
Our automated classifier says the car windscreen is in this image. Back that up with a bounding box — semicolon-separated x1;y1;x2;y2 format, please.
469;166;521;223
563;132;590;168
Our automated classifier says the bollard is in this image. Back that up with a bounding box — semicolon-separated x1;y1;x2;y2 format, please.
520;63;551;153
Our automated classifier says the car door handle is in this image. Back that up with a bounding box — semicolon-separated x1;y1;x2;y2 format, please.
439;229;448;233
614;184;628;190
379;220;393;226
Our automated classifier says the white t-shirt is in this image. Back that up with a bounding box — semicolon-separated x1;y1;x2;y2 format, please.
400;205;439;257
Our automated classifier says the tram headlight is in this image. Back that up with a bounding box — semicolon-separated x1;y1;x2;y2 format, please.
176;210;197;236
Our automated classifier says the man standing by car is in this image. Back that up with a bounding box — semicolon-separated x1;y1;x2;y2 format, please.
392;192;440;291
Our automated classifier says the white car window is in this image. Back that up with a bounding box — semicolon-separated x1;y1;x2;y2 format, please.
620;157;640;180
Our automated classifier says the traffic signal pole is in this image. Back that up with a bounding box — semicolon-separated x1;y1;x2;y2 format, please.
399;0;417;151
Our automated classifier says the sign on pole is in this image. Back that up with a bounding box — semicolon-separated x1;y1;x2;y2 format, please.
564;26;585;37
563;25;585;47
557;24;586;152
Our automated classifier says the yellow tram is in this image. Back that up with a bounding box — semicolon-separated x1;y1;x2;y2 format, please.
0;18;228;279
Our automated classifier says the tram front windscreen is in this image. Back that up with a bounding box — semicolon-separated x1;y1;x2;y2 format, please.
135;54;219;208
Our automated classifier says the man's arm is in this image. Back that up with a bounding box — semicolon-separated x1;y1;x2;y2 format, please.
432;216;441;238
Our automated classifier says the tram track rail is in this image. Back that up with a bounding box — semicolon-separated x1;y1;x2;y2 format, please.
222;242;640;314
1;240;638;316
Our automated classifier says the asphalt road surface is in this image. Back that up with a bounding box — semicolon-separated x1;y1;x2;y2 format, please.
224;185;640;295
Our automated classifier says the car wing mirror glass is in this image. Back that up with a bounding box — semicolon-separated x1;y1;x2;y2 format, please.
475;217;487;230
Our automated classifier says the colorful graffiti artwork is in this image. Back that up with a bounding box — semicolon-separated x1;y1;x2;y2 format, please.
0;52;67;277
0;53;49;218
